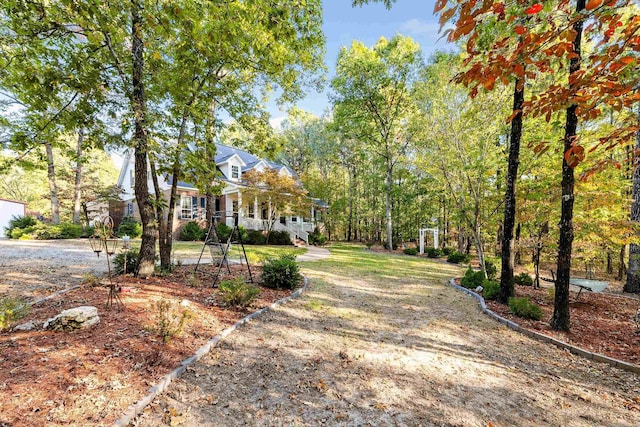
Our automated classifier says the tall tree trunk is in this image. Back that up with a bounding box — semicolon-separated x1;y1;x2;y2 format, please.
499;77;525;304
618;244;627;281
44;141;60;224
132;2;156;278
205;101;217;232
385;162;393;250
160;113;190;271
347;166;354;241
72;129;84;225
625;102;640;293
551;0;585;331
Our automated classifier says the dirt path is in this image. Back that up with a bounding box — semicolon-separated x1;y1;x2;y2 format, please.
135;258;640;427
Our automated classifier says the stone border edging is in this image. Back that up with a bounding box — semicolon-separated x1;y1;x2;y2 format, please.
448;278;640;375
114;276;310;427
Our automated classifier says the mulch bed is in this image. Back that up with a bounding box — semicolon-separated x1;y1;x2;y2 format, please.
483;284;640;365
0;264;294;427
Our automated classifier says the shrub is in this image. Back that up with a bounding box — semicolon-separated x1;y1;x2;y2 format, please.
232;225;248;243
425;247;442;258
442;247;455;256
117;216;142;238
261;254;302;289
245;229;267;245
5;215;37;238
216;223;233;242
0;296;30;330
308;228;327;246
460;266;484;289
113;249;139;275
482;280;500;300
151;300;192;343
218;278;261;308
267;230;293;245
59;222;83;238
447;252;470;264
514;272;534;287
508;297;543;320
383;240;399;250
403;247;418;255
484;259;498;280
180;221;205;241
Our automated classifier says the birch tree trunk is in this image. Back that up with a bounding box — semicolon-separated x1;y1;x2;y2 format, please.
44;141;60;224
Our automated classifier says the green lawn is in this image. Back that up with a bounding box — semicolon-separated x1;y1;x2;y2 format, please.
126;240;306;264
303;242;463;282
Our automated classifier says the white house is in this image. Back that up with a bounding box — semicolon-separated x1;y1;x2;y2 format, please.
116;143;325;242
0;198;26;238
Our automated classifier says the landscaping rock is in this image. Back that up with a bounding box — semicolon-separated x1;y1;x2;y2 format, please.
13;320;39;331
475;286;483;293
44;306;100;331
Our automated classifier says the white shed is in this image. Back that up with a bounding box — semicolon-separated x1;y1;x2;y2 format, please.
0;199;26;238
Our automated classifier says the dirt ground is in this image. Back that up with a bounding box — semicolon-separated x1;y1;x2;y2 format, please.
0;262;292;427
135;260;640;427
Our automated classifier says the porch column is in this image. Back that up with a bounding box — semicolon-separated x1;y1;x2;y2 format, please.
237;191;242;226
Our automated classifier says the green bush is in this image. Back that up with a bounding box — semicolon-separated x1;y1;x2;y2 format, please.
58;222;83;238
308;227;327;246
508;297;543;320
383;239;400;250
113;249;140;275
267;230;293;245
261;254;302;289
117;216;142;238
485;259;498;280
218;278;261;308
7;218;82;240
5;215;37;238
181;221;206;241
245;229;267;245
0;296;30;330
442;247;455;256
460;266;484;289
403;247;418;255
447;252;470;264
482;280;500;300
216;223;233;242
425;247;442;258
514;272;534;287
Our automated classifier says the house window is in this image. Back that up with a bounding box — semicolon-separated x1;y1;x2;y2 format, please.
127;203;134;216
192;196;198;219
290;216;297;223
200;197;206;209
248;204;255;218
231;165;239;179
180;196;193;220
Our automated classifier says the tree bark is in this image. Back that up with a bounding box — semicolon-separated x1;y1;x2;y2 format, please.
44;141;60;224
499;77;524;304
619;244;627;282
625;102;640;293
551;0;585;331
72;129;84;225
131;1;156;278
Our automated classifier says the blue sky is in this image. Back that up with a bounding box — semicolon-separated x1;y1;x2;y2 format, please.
269;0;457;125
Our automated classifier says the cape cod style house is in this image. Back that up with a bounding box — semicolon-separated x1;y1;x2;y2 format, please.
116;144;325;243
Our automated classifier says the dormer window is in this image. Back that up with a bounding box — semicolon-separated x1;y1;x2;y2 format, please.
232;165;239;179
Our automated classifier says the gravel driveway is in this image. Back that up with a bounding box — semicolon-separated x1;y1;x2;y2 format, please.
135;253;640;427
0;239;108;300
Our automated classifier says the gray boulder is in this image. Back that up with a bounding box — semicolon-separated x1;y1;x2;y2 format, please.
44;306;100;331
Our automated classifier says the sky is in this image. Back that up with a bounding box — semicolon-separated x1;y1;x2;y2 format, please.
268;0;457;126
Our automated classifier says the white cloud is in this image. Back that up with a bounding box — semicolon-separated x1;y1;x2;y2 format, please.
400;19;440;37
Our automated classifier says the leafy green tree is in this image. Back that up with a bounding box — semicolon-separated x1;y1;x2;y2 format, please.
331;35;423;250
